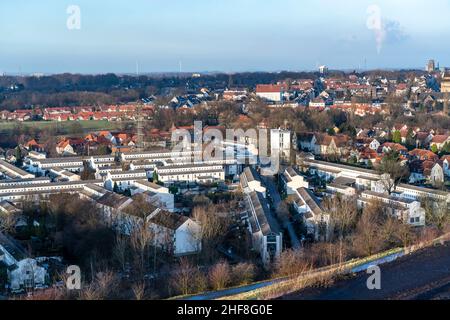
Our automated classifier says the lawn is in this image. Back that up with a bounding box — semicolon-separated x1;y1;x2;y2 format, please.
0;120;129;133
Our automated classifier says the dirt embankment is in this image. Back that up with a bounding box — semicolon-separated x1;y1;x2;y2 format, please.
281;243;450;300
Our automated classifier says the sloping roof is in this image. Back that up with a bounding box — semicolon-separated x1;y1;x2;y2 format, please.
409;149;439;161
432;135;449;144
241;167;260;188
97;192;131;209
286;167;298;178
256;84;283;93
0;200;22;214
297;132;316;142
316;134;350;147
0;159;33;178
148;209;188;230
84;183;108;194
297;188;324;216
135;180;163;190
247;191;281;236
332;176;356;186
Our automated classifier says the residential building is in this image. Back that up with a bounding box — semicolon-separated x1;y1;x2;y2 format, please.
147;209;202;256
0;159;35;179
270;129;291;161
0;245;47;292
244;191;282;266
280;167;309;195
359;190;426;226
240;167;266;196
292;188;330;241
256;84;284;102
155;163;225;186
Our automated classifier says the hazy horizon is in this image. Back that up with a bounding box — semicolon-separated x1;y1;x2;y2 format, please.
0;67;431;77
1;0;450;74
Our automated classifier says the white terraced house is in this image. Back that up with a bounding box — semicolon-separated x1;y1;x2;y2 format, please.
81;187;201;256
25;155;116;174
291;187;331;241
244;191;282;266
281;167;309;195
302;157;450;204
49;168;81;182
103;170;149;180
358;190;426;226
26;157;84;175
0;177;51;187
120;150;203;162
240;167;267;196
155;163;225;185
326;176;358;197
147;209;202;256
0;160;35;179
0;180;104;202
131;180;175;212
297;155;450;231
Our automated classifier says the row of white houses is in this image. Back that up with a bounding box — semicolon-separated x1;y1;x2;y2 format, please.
297;157;450;227
239;167;283;267
303;158;450;204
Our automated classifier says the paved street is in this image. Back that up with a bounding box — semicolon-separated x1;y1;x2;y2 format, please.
260;175;301;249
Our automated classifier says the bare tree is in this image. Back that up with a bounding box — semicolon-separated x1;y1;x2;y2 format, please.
275;249;311;277
208;260;231;290
378;150;409;194
323;196;358;240
308;241;349;268
193;205;231;261
80;271;119;300
352;200;385;257
130;222;154;277
170;258;207;296
0;212;18;234
421;197;450;232
231;263;256;286
132;281;146;300
113;234;129;271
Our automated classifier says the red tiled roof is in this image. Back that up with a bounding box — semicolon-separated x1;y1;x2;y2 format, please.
431;135;449;144
256;84;284;93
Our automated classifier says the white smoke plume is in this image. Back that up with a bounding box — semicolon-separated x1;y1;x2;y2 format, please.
366;4;385;54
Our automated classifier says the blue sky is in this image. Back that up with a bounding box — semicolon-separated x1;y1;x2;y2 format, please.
1;0;450;74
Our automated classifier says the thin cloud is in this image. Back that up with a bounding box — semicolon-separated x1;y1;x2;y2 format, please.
384;19;409;44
